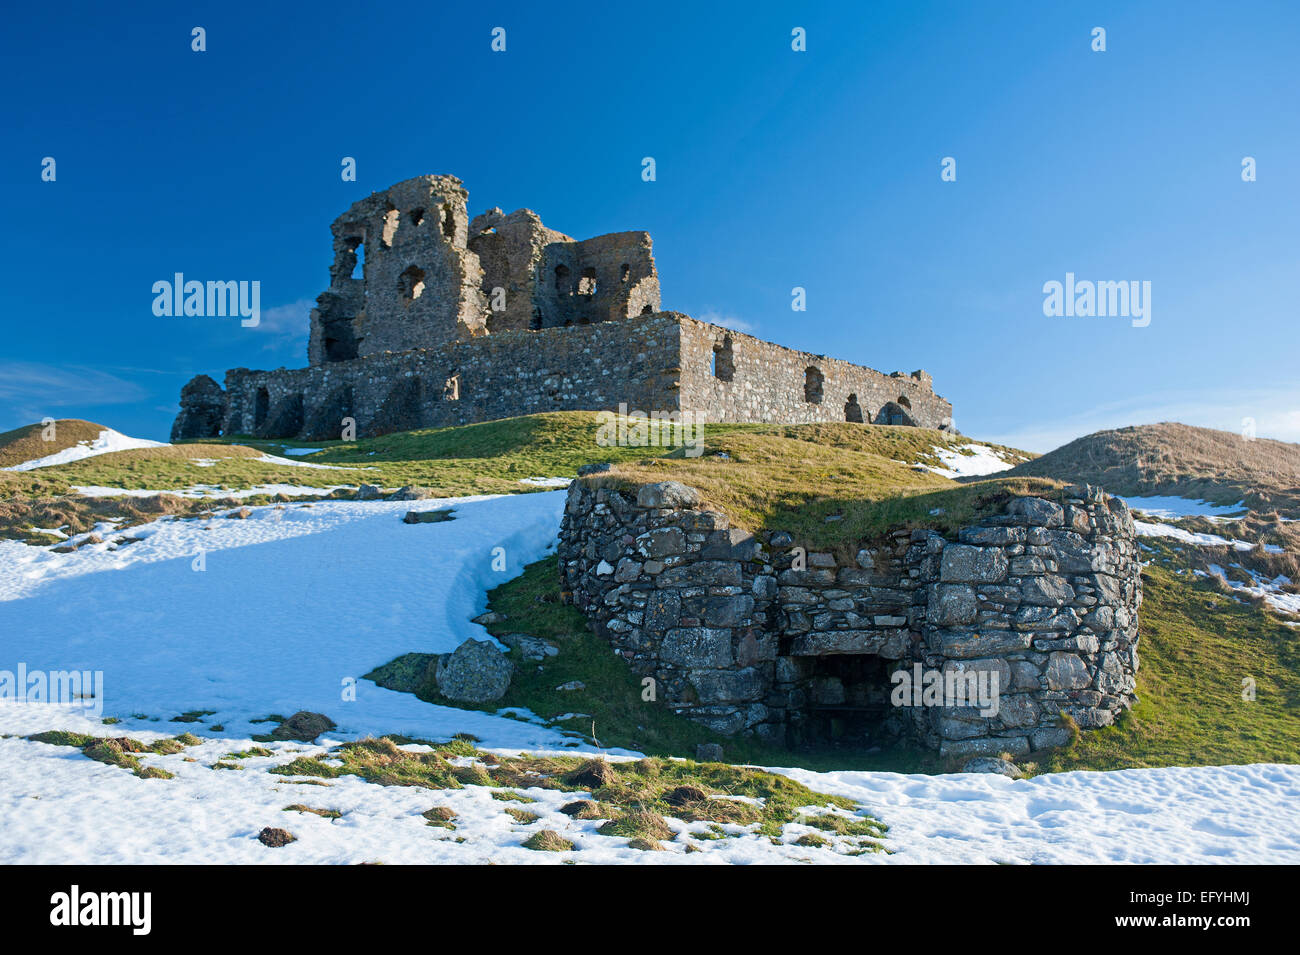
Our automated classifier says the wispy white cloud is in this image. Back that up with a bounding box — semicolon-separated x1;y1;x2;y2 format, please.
252;298;313;352
980;386;1300;454
696;309;756;334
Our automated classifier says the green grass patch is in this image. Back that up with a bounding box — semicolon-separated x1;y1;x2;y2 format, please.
1045;552;1300;771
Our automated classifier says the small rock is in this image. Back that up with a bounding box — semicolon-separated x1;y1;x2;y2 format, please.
226;507;253;520
402;509;454;524
356;483;382;500
271;711;337;742
576;462;612;476
258;827;296;847
555;680;585;692
961;756;1024;778
472;611;507;626
388;485;436;501
695;743;724;763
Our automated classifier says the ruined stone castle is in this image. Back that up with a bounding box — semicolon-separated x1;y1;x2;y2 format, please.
172;174;953;441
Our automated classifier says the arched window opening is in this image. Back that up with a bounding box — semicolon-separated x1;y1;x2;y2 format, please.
712;336;735;381
400;265;426;302
804;366;824;404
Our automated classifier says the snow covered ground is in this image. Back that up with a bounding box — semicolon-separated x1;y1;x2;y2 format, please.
0;491;575;747
3;428;167;471
3;480;1297;864
1201;564;1300;616
0;705;1296;864
1121;495;1249;521
918;444;1020;480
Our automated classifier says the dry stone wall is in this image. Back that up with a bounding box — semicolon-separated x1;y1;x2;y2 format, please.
558;479;1140;757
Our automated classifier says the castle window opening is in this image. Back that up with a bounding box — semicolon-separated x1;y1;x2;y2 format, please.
529;308;543;330
898;394;912;410
712;336;735;381
444;373;460;401
442;204;456;238
845;393;864;423
640;304;653;314
555;264;571;296
381;206;400;247
577;267;598;298
620;263;630;282
400;265;426;302
804;366;824;404
409;208;425;227
347;236;364;280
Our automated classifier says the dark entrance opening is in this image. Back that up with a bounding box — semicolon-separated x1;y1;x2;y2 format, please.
253;386;270;433
790;654;900;749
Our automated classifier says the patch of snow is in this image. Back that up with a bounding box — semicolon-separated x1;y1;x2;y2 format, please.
0;492;573;747
1121;496;1249;522
0;708;1296;863
3;428;168;471
1204;564;1300;617
1133;521;1255;552
918;444;1018;480
281;448;324;457
518;477;572;488
253;453;360;471
70;484;351;500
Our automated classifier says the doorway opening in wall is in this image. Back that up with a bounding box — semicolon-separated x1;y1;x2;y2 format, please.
253;386;270;433
791;653;901;749
844;393;864;423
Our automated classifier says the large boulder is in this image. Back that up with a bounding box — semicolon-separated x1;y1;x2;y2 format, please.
435;640;513;703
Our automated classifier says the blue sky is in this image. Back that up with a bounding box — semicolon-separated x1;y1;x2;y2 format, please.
2;0;1297;450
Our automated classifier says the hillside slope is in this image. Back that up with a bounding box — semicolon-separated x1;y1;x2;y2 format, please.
1004;422;1300;516
0;419;111;468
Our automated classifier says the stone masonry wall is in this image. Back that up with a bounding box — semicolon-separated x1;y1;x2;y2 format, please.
177;312;954;440
558;479;1140;758
224;314;684;441
676;316;953;430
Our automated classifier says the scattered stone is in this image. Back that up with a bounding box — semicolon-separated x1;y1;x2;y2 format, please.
402;509;454;524
355;484;382;500
226;507;253;520
434;639;513;703
498;633;558;661
472;611;507;626
695;743;724;763
258;827;296;847
270;711;337;742
388;485;436;501
554;680;585;692
961;757;1024;778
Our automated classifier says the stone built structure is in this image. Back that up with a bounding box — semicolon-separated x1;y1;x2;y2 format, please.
559;480;1141;755
172;174;953;441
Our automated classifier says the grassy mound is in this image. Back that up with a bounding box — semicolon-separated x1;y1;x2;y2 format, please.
1005;422;1300;517
0;419;108;468
585;422;1049;547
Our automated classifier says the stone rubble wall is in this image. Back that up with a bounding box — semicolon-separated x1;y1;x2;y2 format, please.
176;313;953;440
558;479;1140;757
676;316;953;429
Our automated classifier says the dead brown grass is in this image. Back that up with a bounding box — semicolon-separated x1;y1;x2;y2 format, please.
1007;422;1300;517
